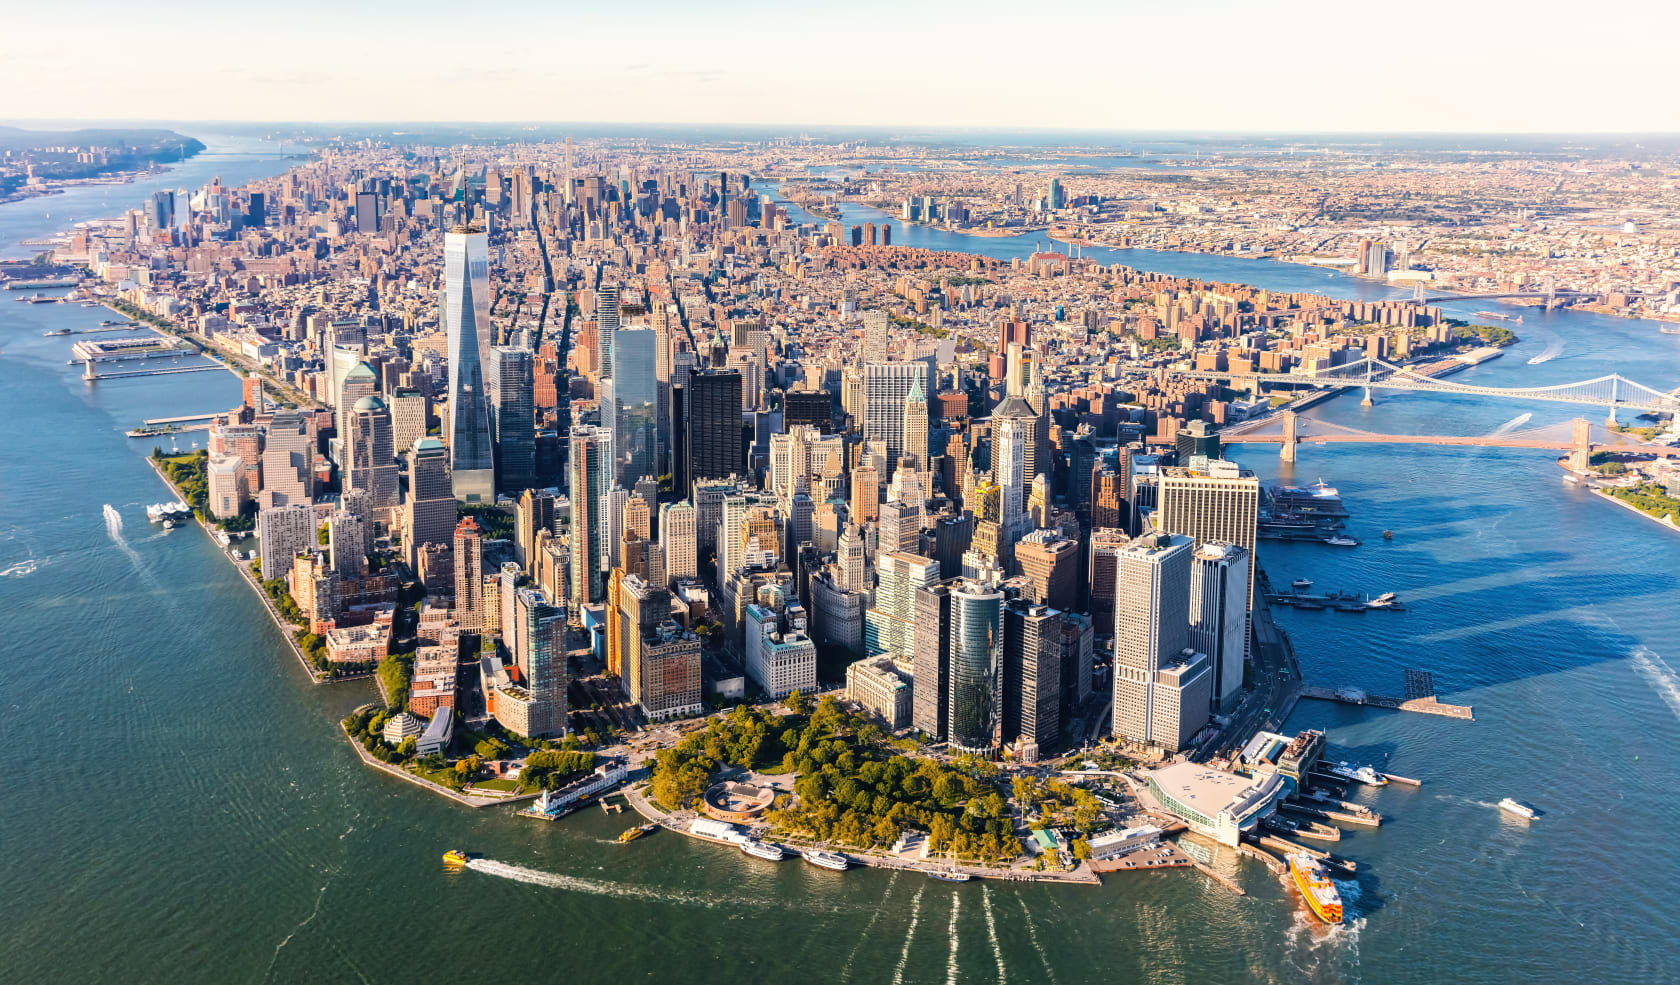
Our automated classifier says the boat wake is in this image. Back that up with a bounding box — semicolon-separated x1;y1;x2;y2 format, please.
465;857;754;910
1631;647;1680;720
945;891;962;985
103;503;143;565
0;558;39;578
981;887;1007;982
1014;891;1060;985
891;886;925;985
1527;338;1565;365
1490;412;1532;436
1432;793;1501;810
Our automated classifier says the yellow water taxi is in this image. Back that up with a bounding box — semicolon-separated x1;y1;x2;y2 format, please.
442;849;470;867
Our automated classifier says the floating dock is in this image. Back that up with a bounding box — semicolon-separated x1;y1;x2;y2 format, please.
1299;685;1473;720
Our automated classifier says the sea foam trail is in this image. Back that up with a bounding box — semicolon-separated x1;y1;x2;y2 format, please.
1528;338;1565;364
1014;891;1060;985
946;892;962;985
0;559;39;578
467;858;731;909
841;872;898;982
1491;412;1532;436
891;886;925;985
981;886;1007;983
1631;647;1680;720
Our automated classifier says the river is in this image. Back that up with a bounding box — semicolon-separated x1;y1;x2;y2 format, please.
1;145;1677;985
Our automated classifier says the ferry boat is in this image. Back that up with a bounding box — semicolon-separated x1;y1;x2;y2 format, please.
1325;761;1388;786
619;823;655;843
741;839;786;861
1288;853;1344;925
1292;578;1313;590
1498;798;1538;820
1474;310;1523;324
442;849;469;867
803;849;850;872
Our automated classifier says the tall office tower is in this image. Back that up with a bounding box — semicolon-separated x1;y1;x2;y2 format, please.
1111;533;1209;752
862;309;890;364
344;395;399;516
1092;466;1126;531
840;284;859;320
865;552;940;662
902;376;930;480
1060;612;1095;711
609;326;659;490
618;574;702;720
835;522;868;594
515;489;555;572
453;518;486;632
934;514;974;578
622;494;651;567
338;359;378;414
606;485;630;571
488;347;536;493
850;463;879;525
992;397;1033;539
568;427;609;614
261;411;313;507
660;501;697;584
1175;420;1221;464
595;285;621;378
257;504;314;582
403;438;457;569
1087;527;1130;637
863;362;928;467
1155;461;1259;654
327;510;367;581
1190;542;1251;714
1014;529;1079;612
355;190;381;234
149;189;173;231
784;389;832;433
877;499;922;557
686;369;743;485
912;583;951;739
389;388;426;454
1027;474;1051;530
947;576;1005;755
506;587;567;738
1046;177;1064;210
1002;600;1062;755
444;225;495;502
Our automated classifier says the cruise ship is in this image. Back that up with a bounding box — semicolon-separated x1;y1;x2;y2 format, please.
740;839;786;861
1325;761;1388;786
1289;853;1344;924
803;849;850;871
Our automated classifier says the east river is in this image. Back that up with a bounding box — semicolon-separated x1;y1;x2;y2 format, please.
2;146;1677;985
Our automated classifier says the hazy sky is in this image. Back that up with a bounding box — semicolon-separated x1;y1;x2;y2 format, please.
5;0;1677;132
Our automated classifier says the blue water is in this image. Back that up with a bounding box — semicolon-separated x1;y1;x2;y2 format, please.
2;142;1677;985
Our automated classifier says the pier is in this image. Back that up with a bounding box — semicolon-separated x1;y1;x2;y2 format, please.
1298;685;1475;720
142;412;221;425
86;364;224;381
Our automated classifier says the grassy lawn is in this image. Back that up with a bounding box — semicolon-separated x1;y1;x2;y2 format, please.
473;777;521;792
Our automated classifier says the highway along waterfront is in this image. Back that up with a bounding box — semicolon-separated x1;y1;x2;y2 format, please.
2;163;1678;985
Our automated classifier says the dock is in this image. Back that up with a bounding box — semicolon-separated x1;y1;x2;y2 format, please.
142;412;221;425
1280;800;1382;828
1299;685;1474;720
1255;835;1357;875
86;364;225;381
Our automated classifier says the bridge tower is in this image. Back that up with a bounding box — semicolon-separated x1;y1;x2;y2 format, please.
1606;375;1619;426
1360;360;1374;407
1412;280;1426;304
1280;410;1298;463
1569;418;1592;471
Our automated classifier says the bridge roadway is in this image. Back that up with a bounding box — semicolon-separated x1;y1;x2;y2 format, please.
1223;431;1680;458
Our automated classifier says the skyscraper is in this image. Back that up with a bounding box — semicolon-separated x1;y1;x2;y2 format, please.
1003;600;1062;754
912;583;951;740
685;369;743;486
453;518;485;632
992;396;1034;541
568;426;609;615
488;346;536;493
902;376;929;481
609;326;659;490
444;225;495;502
862;309;890;365
863;362;928;467
1190;542;1251;714
344;395;399;517
865;552;939;663
1155;461;1259;656
403;438;457;571
258;504;314;582
660;501;697;584
1111;533;1209;752
507;587;567;738
948;577;1004;755
261;410;312;508
1014;529;1079;612
515;488;555;573
596;285;620;379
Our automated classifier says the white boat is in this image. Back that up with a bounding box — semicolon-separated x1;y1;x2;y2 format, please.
1322;535;1360;547
740;839;786;862
1498;798;1537;820
803;849;849;871
1292;578;1313;590
1367;592;1398;608
1326;761;1388;786
1563;474;1581;485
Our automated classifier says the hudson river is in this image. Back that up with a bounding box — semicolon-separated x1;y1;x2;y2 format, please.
2;152;1676;985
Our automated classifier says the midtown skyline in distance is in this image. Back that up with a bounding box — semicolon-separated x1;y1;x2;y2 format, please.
6;0;1678;133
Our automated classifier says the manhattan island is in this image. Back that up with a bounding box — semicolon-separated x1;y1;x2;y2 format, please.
73;133;1680;920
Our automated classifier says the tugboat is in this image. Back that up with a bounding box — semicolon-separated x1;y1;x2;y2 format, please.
1382;530;1394;540
803;849;850;872
1498;798;1538;820
741;839;787;862
442;849;470;868
1289;853;1344;925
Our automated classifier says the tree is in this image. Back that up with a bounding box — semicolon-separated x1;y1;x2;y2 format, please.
786;689;813;715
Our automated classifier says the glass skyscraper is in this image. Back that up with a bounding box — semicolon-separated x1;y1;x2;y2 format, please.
609;326;659;490
444;225;495;502
947;578;1004;755
489;346;536;493
568;426;610;615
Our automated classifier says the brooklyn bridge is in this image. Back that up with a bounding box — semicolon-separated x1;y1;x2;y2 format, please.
1220;411;1679;466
